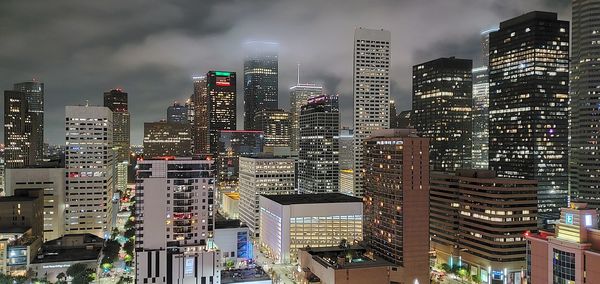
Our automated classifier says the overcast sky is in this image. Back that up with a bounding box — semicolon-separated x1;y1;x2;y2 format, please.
0;0;570;145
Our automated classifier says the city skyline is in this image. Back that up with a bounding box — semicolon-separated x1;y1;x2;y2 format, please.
0;0;570;144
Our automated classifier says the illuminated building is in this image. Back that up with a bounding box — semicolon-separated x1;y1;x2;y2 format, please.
298;94;339;193
207;71;236;154
430;169;537;284
167;101;189;124
4;91;34;168
363;129;430;284
489;11;569;227
259;193;362;264
215;130;264;196
255;109;291;149
570;0;600;210
238;156;295;237
339;169;354;196
389;99;398;128
65;105;115;237
135;157;221;284
352;27;391;197
103;88;130;163
412;57;473;172
289;83;323;152
525;203;600;284
339;128;354;170
5;168;65;242
396;110;412;128
191;75;210;155
13;80;44;166
243;41;278;130
143;121;192;159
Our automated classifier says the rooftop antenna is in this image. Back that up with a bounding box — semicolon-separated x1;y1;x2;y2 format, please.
297;63;300;85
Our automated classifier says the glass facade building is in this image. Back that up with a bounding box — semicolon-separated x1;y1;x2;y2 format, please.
207;71;237;154
243;41;278;130
104;89;130;163
289;84;323;152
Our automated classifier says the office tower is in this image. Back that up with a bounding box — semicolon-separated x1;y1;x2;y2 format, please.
298;94;339;193
570;0;600;209
352;27;391;197
430;169;537;283
135;157;221;284
363;129;430;284
412;57;473;172
289;83;324;152
167;102;189;124
338;128;354;170
215;130;264;194
5;167;66;242
0;189;44;240
259;193;363;264
472;66;490;170
396;110;412;128
103;89;130;163
255;109;291;148
192;76;210;154
13;80;44;165
243;41;278;130
239;156;295;237
389;99;398;128
489;12;569;227
4;91;34;168
143;121;192;159
207;71;236;154
526;203;600;284
65;105;115;237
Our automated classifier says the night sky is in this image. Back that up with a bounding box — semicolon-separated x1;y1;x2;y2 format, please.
0;0;570;145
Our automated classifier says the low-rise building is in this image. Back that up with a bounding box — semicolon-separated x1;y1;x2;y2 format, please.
221;267;271;284
259;193;363;264
215;216;252;267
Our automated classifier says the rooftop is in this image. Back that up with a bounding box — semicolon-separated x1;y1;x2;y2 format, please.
32;246;101;264
261;193;362;205
302;245;394;270
221;267;271;283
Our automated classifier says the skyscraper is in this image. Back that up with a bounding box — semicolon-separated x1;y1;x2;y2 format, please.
135;157;221;284
363;129;430;284
570;0;600;209
352;27;391;197
143;121;192;159
167;102;189;124
4;91;34;168
289;83;323;152
255;109;291;149
215;130;264;195
191;76;210;155
14;80;44;165
207;71;237;154
389;99;398;128
489;12;569;227
65;105;115;237
412;57;473;172
298;95;339;193
103;88;130;163
243;41;279;130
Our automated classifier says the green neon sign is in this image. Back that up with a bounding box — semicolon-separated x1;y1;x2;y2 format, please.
215;71;231;76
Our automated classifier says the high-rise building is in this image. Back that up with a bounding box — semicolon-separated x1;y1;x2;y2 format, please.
13;80;44;165
4;91;34;168
352;27;391;197
412;57;473;172
338;127;354;171
289;83;323;152
396;110;412;128
215;130;264;194
143;121;192;159
5;167;65;242
243;41;278;130
103;89;130;163
192;76;210;155
135;157;221;284
167;102;189;124
207;71;236;154
363;129;430;284
389;99;398;128
298;95;339;193
65;105;115;237
255;109;291;149
239;156;295;237
489;12;569;227
430;169;538;283
525;203;600;284
570;0;600;209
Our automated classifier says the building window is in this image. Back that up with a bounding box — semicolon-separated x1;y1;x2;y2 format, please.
552;249;575;283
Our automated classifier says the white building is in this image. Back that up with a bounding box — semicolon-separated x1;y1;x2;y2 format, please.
289;83;323;152
259;193;363;264
65;105;115;238
135;157;221;284
239;156;295;237
5;167;66;242
352;27;391;197
214;220;251;267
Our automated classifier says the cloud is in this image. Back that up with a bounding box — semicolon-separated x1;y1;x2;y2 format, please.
0;0;570;144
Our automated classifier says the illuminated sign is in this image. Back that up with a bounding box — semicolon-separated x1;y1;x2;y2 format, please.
565;213;573;225
184;257;194;276
585;214;593;227
214;71;231;76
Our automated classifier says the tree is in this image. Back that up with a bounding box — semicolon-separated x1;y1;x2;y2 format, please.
56;272;67;283
66;263;88;278
123;240;134;255
440;263;451;273
124;227;135;239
